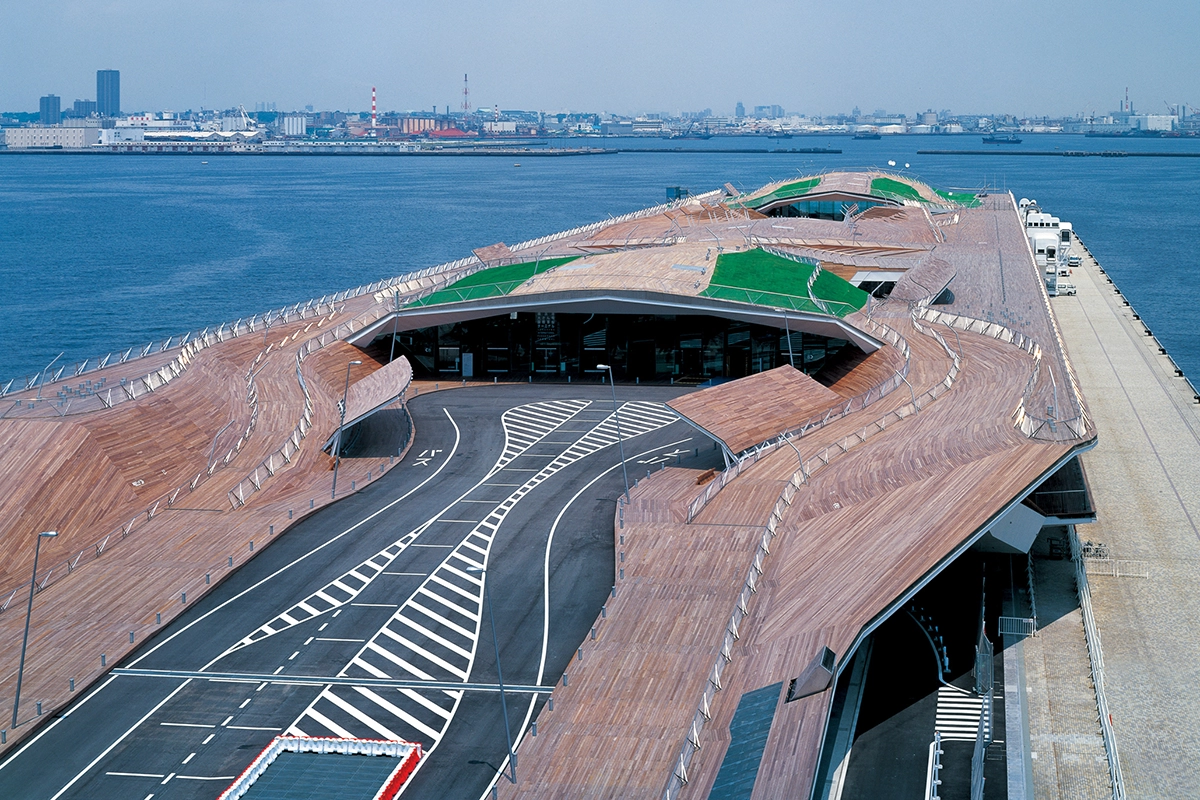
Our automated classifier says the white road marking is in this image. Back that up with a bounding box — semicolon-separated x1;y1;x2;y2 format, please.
47;679;193;800
105;772;164;779
226;725;281;731
202;734;214;745
159;722;214;728
351;603;400;608
181;753;195;765
315;637;366;642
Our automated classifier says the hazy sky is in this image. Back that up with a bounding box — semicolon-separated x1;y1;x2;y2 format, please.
3;0;1196;117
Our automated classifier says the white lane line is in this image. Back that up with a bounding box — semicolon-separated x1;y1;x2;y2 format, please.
537;436;694;691
202;734;215;745
429;573;481;603
159;722;215;728
304;637;314;645
323;692;402;741
315;637;366;642
442;562;484;586
160;773;175;784
382;571;427;576
395;615;472;659
318;622;329;631
272;666;284;675
482;483;520;487
181;753;195;765
105;772;164;779
432;521;478;525
409;598;477;638
399;688;454;720
458;499;502;503
226;725;282;731
175;775;236;781
351;603;400;608
221;716;233;726
378;629;468;678
288;652;299;661
300;708;354;740
47;679;193;800
123;408;462;674
239;698;251;709
352;687;441;741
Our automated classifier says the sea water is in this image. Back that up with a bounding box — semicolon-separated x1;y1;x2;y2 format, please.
1;133;1198;384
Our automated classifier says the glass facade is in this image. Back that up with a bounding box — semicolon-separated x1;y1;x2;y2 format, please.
767;199;886;221
382;312;852;384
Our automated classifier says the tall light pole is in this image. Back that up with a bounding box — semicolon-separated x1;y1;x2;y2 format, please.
775;307;795;368
331;360;362;499
596;364;630;500
13;530;57;729
465;566;516;784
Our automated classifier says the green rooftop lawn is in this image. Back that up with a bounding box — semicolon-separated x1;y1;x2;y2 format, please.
732;177;821;209
701;248;867;317
412;256;581;306
870;177;926;203
934;188;982;208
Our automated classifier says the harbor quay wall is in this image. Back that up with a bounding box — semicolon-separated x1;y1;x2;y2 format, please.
1052;232;1200;798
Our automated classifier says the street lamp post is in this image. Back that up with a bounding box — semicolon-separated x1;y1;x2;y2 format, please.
12;530;57;729
775;308;796;368
466;566;516;784
596;364;630;500
331;360;362;499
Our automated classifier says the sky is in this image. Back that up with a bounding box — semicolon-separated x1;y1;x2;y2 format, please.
2;0;1197;117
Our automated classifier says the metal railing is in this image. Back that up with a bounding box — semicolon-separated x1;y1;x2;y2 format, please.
663;304;969;798
0;359;264;613
225;305;412;509
998;616;1037;638
927;731;944;800
0;297;358;410
685;315;913;521
970;688;993;800
915;305;1090;441
1070;525;1127;800
1083;559;1149;579
1008;192;1092;440
663;467;805;800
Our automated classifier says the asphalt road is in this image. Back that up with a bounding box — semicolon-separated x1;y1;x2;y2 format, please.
0;384;721;800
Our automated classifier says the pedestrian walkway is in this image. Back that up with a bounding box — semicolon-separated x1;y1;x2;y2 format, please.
1052;237;1200;798
934;684;984;741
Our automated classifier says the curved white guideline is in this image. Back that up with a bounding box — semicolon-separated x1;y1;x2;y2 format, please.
281;399;678;753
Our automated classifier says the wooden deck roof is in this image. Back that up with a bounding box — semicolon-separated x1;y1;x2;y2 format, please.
0;171;1092;784
667;366;843;455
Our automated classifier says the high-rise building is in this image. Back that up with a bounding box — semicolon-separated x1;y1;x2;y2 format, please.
39;94;61;125
735;101;745;119
72;99;97;117
97;70;120;117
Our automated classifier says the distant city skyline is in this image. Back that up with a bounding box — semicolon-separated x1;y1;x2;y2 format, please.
3;0;1197;117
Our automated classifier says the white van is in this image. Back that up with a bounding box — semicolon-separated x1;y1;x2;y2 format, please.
1057;282;1077;296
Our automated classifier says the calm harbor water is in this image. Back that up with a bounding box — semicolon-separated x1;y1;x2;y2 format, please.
1;133;1198;384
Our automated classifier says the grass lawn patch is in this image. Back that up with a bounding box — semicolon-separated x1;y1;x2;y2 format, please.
412;256;580;306
870;177;925;203
934;188;982;208
732;177;821;209
702;249;867;317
